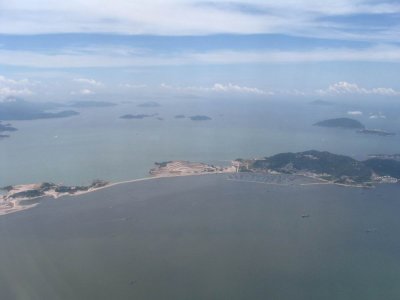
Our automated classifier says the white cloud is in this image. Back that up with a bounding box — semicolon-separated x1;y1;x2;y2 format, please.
70;89;95;95
347;111;363;115
0;74;35;99
160;82;271;96
369;112;387;119
73;78;102;86
0;75;36;86
0;87;33;99
211;83;269;95
0;1;399;42
81;89;94;95
317;81;400;96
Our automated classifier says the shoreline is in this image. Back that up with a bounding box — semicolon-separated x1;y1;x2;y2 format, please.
0;166;393;216
0;172;232;216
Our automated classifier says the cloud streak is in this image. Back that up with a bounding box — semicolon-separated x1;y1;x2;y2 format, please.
347;111;363;115
1;1;399;42
1;45;400;69
160;83;271;95
317;81;400;96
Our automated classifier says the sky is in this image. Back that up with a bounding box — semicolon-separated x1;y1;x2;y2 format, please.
0;0;400;101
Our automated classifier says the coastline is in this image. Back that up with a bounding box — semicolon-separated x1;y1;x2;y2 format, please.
0;171;376;217
0;171;233;216
1;153;397;216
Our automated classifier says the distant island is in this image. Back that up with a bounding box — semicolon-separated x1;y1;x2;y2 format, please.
314;118;365;129
0;121;18;139
0;122;17;132
0;97;79;120
120;113;158;119
357;129;396;136
314;118;396;137
137;101;160;108
310;99;333;106
69;101;117;108
174;115;186;119
190;115;212;121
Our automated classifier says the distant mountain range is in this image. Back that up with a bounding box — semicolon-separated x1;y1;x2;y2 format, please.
0;97;79;121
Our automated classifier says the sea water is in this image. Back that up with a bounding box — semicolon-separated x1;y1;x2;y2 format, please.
1;174;400;299
0;97;399;186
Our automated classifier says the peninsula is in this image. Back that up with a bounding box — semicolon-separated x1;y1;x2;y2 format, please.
150;150;400;186
0;180;108;215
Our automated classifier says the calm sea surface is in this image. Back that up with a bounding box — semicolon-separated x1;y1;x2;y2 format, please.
1;174;400;299
1;98;400;186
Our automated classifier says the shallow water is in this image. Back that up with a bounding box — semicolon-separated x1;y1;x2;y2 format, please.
1;174;400;300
